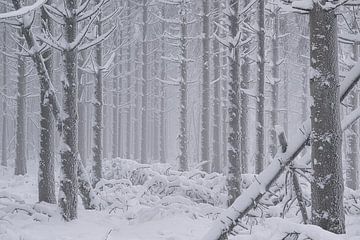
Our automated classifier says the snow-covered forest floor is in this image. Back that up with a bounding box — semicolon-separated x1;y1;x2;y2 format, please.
1;158;360;240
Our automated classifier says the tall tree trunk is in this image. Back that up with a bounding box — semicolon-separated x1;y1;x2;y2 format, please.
159;6;167;164
310;1;345;234
112;25;119;159
255;0;265;174
269;8;279;159
92;0;103;187
153;50;160;161
78;51;87;166
178;3;188;172
134;42;141;161
1;19;7;167
201;0;210;173
226;0;241;205
240;0;251;173
125;0;132;159
15;30;27;176
59;0;79;221
140;0;149;163
212;0;221;173
39;1;56;203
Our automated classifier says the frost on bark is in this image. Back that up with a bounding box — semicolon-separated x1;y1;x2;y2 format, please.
38;1;56;203
255;0;265;174
15;30;27;176
92;0;103;187
226;0;241;205
140;0;149;164
310;1;345;234
59;0;80;221
178;2;189;172
239;0;251;173
1;18;7;167
201;0;210;173
212;0;221;173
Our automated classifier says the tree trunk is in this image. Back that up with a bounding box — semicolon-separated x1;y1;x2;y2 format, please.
134;42;141;161
255;0;265;174
178;3;188;172
125;0;132;159
160;6;167;164
310;2;345;234
226;0;241;205
1;18;7;167
15;30;27;176
59;0;79;221
201;0;211;173
92;0;103;187
240;0;251;173
141;0;148;163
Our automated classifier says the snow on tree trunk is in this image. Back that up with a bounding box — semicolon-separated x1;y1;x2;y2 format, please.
269;7;279;159
141;0;149;164
201;0;211;173
92;0;103;187
78;51;87;166
309;1;345;234
255;0;265;174
178;2;189;172
15;30;27;176
59;0;80;221
212;0;221;173
240;0;251;174
39;2;56;203
226;0;241;205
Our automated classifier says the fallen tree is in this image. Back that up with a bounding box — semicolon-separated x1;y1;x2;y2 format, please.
201;62;360;240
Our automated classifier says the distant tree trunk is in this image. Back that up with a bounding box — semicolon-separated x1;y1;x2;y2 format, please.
141;0;149;163
59;0;79;221
78;51;87;166
226;0;241;205
240;0;251;173
125;0;132;159
212;0;221;173
92;0;103;187
117;28;123;158
39;2;56;203
269;8;279;159
112;26;119;159
310;1;345;234
15;30;27;176
201;0;210;173
1;20;7;167
153;50;160;161
159;6;167;164
134;42;141;161
255;0;265;174
345;21;359;190
178;3;188;172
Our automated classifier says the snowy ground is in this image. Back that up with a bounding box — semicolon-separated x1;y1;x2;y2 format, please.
1;163;360;240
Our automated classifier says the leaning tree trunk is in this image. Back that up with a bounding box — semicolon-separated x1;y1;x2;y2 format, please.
59;0;80;221
226;0;241;205
92;0;103;187
140;0;149;163
310;1;345;234
212;0;221;173
178;6;188;172
201;0;211;173
39;1;56;203
255;0;265;174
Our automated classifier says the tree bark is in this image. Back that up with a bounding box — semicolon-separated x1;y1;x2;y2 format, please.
310;1;345;234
